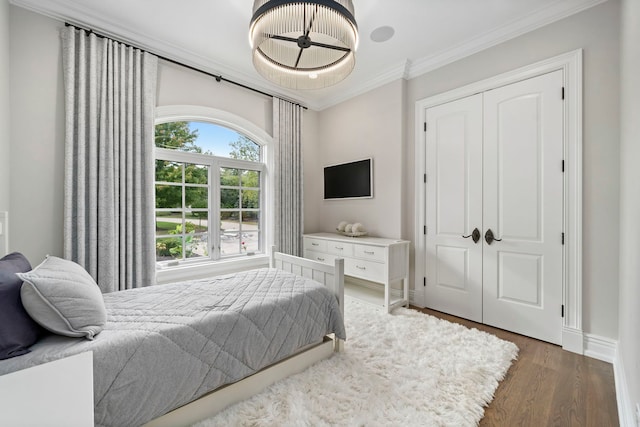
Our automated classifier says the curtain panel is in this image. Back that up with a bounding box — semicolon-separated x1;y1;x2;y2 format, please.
61;27;158;293
273;98;304;256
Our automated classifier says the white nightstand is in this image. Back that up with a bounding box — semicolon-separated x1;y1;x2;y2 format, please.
0;352;94;426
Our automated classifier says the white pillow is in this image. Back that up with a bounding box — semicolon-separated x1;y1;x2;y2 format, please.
17;256;107;340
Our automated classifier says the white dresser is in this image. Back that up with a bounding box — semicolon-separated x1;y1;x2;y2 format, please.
303;232;409;313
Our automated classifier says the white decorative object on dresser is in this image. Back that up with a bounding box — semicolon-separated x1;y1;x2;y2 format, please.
303;232;409;313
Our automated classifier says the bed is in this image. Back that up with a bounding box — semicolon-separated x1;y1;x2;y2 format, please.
0;249;345;427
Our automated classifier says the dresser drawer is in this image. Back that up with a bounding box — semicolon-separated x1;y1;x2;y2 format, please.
326;241;354;257
345;258;386;282
304;238;327;253
354;244;386;262
304;250;336;265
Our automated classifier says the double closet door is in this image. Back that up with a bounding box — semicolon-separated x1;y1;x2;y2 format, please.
425;71;564;345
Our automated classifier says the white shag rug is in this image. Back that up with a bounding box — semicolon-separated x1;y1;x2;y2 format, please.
193;297;518;427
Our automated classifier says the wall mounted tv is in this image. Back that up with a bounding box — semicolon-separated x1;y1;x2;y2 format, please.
324;158;373;200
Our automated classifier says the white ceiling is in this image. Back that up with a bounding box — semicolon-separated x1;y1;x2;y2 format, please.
11;0;605;110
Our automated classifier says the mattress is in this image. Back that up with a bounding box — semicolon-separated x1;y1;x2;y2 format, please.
0;268;346;427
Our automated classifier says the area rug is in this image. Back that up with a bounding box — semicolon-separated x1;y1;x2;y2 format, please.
193;297;519;427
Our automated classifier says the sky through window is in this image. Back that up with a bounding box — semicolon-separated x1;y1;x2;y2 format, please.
188;122;242;157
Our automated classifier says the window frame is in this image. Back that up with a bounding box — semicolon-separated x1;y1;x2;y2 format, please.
154;106;273;278
155;149;265;265
154;151;211;265
216;157;264;259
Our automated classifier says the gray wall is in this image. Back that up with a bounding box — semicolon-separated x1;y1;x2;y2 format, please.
9;6;65;263
0;0;10;213
404;0;620;340
156;60;272;132
305;79;406;239
618;0;640;418
302;108;321;233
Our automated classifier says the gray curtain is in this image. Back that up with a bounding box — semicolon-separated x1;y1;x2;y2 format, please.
61;27;158;293
273;98;304;256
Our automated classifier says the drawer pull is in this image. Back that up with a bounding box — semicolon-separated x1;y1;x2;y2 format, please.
317;257;325;261
311;243;319;246
356;265;366;270
335;246;344;250
364;250;375;255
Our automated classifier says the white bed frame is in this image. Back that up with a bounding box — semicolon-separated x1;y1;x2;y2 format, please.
144;249;344;427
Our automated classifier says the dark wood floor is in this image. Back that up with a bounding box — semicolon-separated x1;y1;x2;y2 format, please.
410;306;619;427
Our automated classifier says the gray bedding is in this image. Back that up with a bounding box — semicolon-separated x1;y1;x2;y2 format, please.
0;268;346;427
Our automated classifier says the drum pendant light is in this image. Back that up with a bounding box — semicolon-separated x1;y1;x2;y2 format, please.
249;0;358;90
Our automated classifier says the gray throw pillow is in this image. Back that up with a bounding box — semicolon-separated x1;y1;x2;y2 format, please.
17;256;107;340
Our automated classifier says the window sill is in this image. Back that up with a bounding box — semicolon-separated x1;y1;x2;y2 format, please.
155;254;270;285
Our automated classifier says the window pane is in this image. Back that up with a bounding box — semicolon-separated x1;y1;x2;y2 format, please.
180;220;196;234
229;136;261;161
186;211;208;233
241;190;260;209
155;185;182;209
241;212;260;253
156;212;182;236
220;167;240;186
186;233;208;259
220;211;239;231
155;160;182;183
185;186;208;208
156;237;183;261
221;189;239;209
155;122;200;152
220;211;241;256
185;163;208;185
241;170;260;188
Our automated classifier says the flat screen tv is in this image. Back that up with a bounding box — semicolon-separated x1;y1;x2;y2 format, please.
324;158;373;200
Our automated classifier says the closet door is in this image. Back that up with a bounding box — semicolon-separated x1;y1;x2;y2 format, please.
482;70;564;344
425;94;483;322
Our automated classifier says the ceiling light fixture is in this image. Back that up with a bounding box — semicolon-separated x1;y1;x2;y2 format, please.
249;0;358;90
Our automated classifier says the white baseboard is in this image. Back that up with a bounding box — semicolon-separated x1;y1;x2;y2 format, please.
581;334;633;426
583;333;616;363
562;326;584;354
409;289;424;307
614;349;635;427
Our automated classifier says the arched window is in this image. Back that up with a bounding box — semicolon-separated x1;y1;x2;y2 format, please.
154;107;271;267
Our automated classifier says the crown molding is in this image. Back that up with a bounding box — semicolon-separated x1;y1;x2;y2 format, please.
313;59;410;110
8;0;307;106
406;0;608;80
10;0;608;111
312;0;607;110
8;0;239;78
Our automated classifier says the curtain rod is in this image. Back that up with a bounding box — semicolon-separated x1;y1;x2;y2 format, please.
64;22;308;110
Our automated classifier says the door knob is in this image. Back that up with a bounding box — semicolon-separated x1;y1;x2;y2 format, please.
484;228;502;245
462;228;481;244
